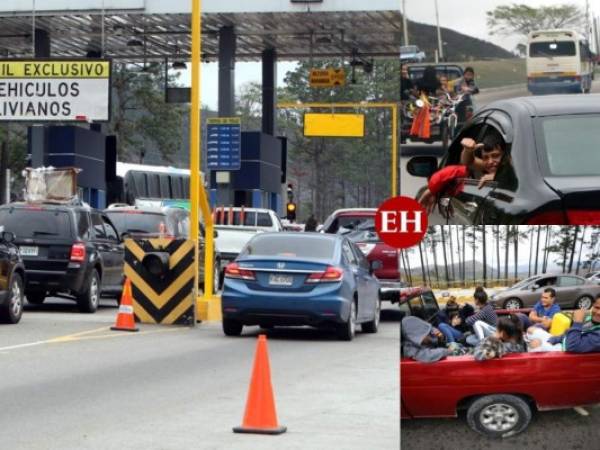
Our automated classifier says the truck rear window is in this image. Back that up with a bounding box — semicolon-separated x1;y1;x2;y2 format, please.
0;208;71;239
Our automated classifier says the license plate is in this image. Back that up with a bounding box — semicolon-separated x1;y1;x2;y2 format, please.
269;274;293;286
19;246;38;256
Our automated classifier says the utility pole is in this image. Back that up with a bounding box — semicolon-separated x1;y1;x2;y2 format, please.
402;0;409;46
585;0;591;43
434;0;444;60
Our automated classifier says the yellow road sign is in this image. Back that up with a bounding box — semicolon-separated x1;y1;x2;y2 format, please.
309;67;346;87
304;113;365;137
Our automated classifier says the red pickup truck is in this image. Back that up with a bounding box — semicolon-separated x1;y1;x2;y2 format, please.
400;287;600;438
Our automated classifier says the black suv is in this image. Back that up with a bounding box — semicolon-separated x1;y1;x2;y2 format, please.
0;230;26;324
0;203;124;312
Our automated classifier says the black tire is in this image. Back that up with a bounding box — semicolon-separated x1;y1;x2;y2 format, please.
362;299;381;334
502;297;523;310
26;292;46;305
575;295;593;310
222;318;243;336
0;273;24;324
77;269;100;313
336;299;357;341
466;394;532;438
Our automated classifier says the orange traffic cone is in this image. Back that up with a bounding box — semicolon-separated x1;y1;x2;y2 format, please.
233;335;286;435
111;278;139;332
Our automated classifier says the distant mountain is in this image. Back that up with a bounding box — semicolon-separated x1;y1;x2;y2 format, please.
402;15;515;61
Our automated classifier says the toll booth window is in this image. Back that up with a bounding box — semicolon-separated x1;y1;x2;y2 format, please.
420;291;439;321
91;213;107;239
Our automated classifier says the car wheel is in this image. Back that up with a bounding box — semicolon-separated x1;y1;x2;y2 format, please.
575;295;593;310
466;394;532;438
26;292;46;305
77;269;100;313
337;299;357;341
222;318;243;336
0;273;24;324
503;298;522;310
362;299;380;334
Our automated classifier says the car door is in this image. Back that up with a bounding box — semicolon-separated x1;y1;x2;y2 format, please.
349;239;378;321
102;214;124;289
526;276;558;307
556;275;585;308
90;212;116;288
342;240;366;318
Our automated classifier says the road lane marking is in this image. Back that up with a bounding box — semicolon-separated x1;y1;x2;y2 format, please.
0;326;188;352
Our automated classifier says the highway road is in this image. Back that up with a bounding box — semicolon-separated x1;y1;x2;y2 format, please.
0;297;400;450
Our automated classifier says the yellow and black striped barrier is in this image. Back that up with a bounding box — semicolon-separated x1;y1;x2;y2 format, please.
123;238;195;325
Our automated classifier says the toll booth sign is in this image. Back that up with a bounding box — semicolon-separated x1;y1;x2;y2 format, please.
0;60;111;122
304;113;365;137
206;117;242;171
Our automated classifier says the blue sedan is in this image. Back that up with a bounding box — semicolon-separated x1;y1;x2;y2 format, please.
221;232;382;340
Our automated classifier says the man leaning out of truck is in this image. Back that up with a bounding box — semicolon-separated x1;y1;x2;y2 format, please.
546;294;600;353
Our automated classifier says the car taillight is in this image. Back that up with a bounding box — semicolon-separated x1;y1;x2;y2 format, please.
356;243;376;256
306;266;344;284
525;210;600;225
70;242;86;262
224;262;256;280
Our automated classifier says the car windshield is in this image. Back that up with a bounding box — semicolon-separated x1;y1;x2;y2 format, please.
241;235;336;259
106;211;171;235
540;115;600;176
529;41;576;57
0;208;71;239
401;46;418;54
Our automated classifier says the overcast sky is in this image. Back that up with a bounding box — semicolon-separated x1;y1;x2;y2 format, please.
403;0;600;53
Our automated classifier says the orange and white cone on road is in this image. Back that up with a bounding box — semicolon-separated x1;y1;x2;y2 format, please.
233;335;286;435
111;277;139;332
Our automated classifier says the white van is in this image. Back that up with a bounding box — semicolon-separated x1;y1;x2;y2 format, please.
526;29;593;94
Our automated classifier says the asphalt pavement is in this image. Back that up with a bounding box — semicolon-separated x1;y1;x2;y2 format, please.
0;296;400;450
402;406;600;450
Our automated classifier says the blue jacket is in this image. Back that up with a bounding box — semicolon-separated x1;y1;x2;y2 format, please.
548;321;600;353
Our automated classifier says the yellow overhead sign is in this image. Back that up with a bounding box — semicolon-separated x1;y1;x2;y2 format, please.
309;67;346;87
0;61;110;78
304;113;365;137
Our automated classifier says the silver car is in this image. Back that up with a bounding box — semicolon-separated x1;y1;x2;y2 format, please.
491;274;600;310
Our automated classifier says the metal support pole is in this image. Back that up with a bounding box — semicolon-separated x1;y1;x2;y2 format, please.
402;0;409;46
191;0;218;321
190;0;201;323
434;0;443;60
5;169;10;204
391;104;398;197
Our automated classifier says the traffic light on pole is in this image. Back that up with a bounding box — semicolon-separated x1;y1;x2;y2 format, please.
286;202;297;222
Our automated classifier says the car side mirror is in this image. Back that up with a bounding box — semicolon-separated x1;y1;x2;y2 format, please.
531;284;540;291
120;232;131;240
213;230;218;238
407;156;438;178
0;231;15;243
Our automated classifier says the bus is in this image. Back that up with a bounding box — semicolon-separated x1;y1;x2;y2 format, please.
527;29;594;95
107;162;204;205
